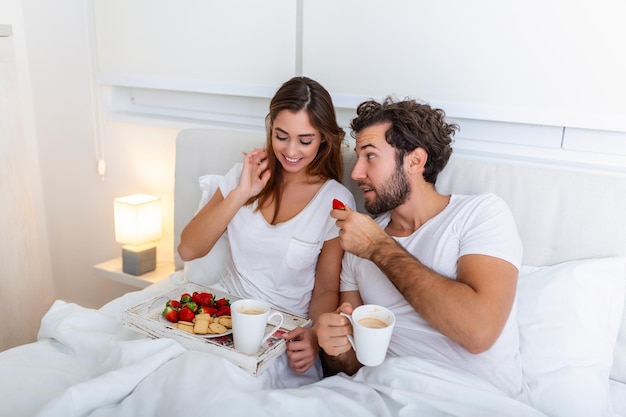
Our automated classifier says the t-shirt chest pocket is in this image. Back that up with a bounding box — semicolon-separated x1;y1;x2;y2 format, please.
285;238;321;270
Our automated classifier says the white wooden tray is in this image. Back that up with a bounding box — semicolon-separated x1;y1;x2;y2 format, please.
122;283;311;376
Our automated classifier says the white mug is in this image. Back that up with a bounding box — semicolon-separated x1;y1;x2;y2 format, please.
340;304;395;366
231;299;284;355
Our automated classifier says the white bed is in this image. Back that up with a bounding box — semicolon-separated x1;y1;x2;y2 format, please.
1;127;624;417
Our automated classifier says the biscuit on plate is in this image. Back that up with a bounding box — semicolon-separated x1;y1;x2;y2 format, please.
209;322;227;334
194;318;210;334
177;321;194;334
217;316;232;328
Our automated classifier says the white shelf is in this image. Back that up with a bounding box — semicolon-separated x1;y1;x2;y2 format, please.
94;257;176;289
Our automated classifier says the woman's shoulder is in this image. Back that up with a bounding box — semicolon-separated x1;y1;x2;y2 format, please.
321;179;356;201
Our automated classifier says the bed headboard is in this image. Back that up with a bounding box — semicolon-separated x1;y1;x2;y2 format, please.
436;157;626;266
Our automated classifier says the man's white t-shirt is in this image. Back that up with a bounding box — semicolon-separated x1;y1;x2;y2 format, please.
216;163;355;317
340;193;526;399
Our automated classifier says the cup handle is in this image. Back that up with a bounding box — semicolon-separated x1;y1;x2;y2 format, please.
339;312;356;350
261;311;284;344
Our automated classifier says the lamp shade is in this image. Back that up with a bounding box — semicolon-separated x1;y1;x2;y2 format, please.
114;194;162;246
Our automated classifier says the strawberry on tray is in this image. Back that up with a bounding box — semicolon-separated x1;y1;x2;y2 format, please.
121;283;312;376
161;290;232;337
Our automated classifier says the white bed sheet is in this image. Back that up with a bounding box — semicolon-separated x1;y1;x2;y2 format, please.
0;279;552;417
611;379;626;417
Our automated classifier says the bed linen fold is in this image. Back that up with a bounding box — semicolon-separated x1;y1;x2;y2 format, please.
1;280;548;417
84;354;547;417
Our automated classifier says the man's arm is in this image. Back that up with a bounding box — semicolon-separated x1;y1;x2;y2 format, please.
370;239;517;353
334;208;518;354
317;291;364;376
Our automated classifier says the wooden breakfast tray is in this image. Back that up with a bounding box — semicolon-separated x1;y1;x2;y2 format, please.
122;282;311;376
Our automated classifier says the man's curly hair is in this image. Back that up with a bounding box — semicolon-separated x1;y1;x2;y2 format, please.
350;97;459;184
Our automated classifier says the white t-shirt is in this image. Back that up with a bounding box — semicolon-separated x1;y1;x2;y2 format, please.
216;163;356;317
341;193;526;399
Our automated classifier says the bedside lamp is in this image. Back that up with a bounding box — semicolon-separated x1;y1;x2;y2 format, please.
114;194;162;275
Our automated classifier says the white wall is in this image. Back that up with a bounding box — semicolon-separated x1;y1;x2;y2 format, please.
92;0;626;172
2;0;180;324
304;0;626;131
0;1;54;350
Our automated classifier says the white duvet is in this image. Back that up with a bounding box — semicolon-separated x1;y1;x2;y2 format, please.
0;281;547;417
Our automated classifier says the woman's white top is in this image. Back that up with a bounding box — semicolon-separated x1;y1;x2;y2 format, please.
216;163;355;317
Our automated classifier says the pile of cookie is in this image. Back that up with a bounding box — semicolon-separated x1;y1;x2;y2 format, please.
174;314;233;335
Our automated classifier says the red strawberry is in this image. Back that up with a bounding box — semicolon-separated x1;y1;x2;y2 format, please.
166;299;182;309
198;305;217;316
332;198;346;210
184;301;199;313
194;292;213;306
180;293;192;304
178;306;195;322
215;297;230;308
216;305;231;317
162;306;179;323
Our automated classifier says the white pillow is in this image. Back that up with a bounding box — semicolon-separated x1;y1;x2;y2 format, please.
517;257;626;417
183;175;228;286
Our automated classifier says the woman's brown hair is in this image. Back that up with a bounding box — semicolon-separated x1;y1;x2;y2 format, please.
249;77;345;223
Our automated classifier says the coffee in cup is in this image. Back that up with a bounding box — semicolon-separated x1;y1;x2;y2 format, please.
358;317;388;329
340;304;395;366
231;299;283;355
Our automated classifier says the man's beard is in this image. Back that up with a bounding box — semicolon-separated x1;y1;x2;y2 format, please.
364;165;411;216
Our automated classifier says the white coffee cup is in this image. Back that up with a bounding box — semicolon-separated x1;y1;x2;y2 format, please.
231;299;284;355
340;304;395;366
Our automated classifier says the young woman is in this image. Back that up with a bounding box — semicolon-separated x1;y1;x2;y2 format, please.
178;76;355;383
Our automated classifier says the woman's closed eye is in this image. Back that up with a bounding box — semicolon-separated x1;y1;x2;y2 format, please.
275;134;313;146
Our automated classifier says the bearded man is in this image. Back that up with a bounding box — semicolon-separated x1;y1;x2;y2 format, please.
317;97;527;401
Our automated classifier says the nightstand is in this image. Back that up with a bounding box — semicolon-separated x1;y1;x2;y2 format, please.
94;257;176;289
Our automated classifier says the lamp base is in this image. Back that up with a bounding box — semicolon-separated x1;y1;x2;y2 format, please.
122;245;156;276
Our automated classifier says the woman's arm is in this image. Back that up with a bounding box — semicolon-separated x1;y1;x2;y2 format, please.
178;149;270;261
308;237;343;322
283;237;344;373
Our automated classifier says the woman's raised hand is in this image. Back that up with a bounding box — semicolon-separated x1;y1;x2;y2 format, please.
238;148;271;199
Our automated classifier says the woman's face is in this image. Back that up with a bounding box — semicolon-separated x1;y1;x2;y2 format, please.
271;109;322;175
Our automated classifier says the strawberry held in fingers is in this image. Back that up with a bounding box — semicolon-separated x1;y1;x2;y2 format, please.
332;198;346;210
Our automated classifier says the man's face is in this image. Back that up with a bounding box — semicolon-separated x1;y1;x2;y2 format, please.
352;123;411;215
